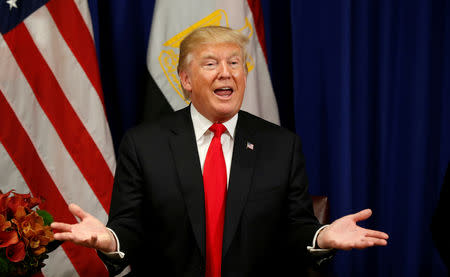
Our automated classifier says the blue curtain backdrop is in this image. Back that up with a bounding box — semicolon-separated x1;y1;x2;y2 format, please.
284;1;450;276
88;0;450;276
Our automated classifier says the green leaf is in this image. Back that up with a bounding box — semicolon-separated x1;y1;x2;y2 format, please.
36;209;54;225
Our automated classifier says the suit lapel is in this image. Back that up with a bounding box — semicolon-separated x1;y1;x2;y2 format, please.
222;112;257;257
168;107;206;259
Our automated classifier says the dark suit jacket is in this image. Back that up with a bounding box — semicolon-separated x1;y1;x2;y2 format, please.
431;162;450;270
102;107;323;276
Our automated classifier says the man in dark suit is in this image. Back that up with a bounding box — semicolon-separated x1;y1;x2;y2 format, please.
51;26;388;276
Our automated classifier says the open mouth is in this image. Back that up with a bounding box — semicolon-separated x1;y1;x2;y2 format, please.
214;87;234;97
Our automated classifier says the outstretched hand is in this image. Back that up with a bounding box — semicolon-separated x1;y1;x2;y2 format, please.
317;209;389;250
51;203;116;253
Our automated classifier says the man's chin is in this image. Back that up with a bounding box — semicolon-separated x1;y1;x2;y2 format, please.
208;110;235;123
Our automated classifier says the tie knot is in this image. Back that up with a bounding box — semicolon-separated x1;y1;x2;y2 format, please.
209;123;226;138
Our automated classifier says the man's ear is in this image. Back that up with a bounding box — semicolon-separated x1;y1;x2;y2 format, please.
179;70;192;92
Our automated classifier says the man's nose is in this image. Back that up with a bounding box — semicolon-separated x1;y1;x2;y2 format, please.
218;61;231;78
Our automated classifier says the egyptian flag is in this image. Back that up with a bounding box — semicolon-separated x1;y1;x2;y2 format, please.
146;0;280;125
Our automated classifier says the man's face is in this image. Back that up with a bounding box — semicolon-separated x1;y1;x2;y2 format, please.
180;42;247;123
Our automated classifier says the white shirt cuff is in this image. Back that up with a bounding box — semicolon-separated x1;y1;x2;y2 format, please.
100;227;125;259
307;225;333;253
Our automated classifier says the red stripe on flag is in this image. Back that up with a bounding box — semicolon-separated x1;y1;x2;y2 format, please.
246;0;268;61
46;0;105;108
0;90;109;276
3;23;113;212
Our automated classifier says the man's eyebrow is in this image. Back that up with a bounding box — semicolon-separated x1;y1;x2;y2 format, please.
199;52;242;60
200;53;217;60
229;51;242;57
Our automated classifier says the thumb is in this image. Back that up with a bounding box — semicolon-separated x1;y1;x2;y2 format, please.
352;208;372;222
68;203;89;221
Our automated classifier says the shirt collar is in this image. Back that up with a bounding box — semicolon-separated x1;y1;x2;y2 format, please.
190;104;238;141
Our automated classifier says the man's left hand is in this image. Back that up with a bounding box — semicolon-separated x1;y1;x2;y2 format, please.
316;209;389;250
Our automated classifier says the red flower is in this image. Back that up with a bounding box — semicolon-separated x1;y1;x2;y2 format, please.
8;192;41;215
6;241;26;262
0;190;57;274
0;230;19;248
12;209;54;255
0;190;41;216
0;214;11;231
0;189;13;214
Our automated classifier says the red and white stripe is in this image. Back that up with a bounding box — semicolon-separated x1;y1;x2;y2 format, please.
0;0;114;276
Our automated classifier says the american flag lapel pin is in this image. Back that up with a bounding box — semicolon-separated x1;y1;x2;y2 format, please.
246;141;254;150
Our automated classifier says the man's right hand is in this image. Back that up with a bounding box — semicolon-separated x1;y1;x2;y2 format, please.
51;203;117;253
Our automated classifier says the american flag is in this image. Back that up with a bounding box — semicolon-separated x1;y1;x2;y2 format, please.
0;0;114;276
246;142;254;150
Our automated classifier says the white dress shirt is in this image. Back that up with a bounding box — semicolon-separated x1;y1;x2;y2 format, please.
190;104;237;186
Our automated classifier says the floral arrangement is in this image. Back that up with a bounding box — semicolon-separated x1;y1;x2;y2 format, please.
0;190;60;276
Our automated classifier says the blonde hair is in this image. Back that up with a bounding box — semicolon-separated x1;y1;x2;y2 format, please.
177;26;249;75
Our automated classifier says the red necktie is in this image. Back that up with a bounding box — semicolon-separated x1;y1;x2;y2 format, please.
203;123;227;277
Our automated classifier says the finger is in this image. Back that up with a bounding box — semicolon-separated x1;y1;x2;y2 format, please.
53;232;75;242
365;237;388;246
352;209;372;222
355;237;387;249
68;203;90;221
334;235;388;250
51;222;73;232
353;241;374;249
54;232;95;248
364;229;389;239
